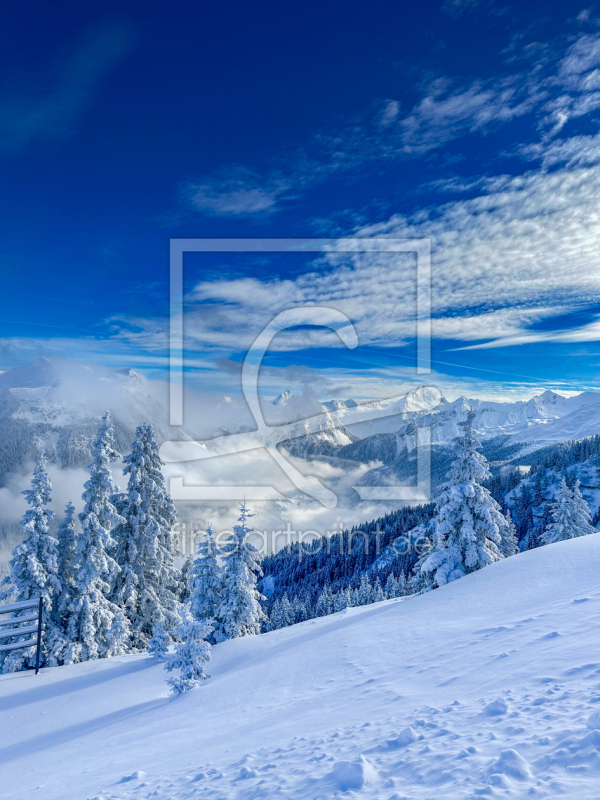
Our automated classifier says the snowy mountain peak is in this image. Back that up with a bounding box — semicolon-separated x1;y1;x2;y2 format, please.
273;390;293;406
389;385;443;415
0;355;62;390
117;367;143;382
538;389;563;402
322;398;358;411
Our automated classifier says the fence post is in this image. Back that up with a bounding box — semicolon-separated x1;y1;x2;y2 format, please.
34;597;43;675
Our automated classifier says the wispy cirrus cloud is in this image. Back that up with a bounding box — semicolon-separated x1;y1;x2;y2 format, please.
183;168;292;217
0;22;131;154
180;27;600;218
140;146;600;358
441;0;496;17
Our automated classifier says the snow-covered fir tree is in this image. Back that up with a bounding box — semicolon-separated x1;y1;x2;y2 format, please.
411;410;513;593
111;422;182;650
279;593;295;626
397;572;408;597
65;413;129;663
315;586;334;616
385;573;398;599
0;452;65;672
179;555;194;603
213;502;266;642
148;622;169;659
292;596;308;623
372;576;385;602
56;501;77;621
165;610;212;693
187;525;222;640
571;480;597;536
267;598;283;630
542;477;597;544
357;573;372;605
333;589;350;612
499;508;519;558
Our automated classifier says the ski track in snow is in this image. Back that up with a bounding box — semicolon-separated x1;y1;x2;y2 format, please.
2;537;600;799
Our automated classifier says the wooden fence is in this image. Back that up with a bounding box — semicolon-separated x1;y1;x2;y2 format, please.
0;598;44;674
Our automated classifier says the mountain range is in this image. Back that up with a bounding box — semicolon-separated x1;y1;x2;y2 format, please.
2;356;600;487
1;356;600;561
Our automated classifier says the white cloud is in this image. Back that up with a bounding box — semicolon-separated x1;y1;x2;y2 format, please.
522;131;600;169
161;150;600;356
184;169;290;217
398;81;536;153
457;316;600;350
559;33;600;77
181;31;600;217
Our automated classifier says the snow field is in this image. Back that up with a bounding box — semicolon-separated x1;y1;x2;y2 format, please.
2;534;600;799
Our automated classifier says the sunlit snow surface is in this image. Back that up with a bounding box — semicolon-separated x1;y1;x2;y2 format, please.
2;535;600;799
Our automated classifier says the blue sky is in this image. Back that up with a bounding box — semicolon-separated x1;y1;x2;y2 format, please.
1;0;600;401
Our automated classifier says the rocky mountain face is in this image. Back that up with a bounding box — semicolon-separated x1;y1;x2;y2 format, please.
281;415;359;458
267;386;600;500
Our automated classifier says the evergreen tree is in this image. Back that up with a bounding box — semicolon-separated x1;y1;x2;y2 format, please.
315;586;334;617
385;573;398;599
165;610;212;693
148;622;169;659
565;470;577;489
280;593;295;626
537;502;554;543
499;508;519;557
0;453;65;672
187;525;222;640
111;423;182;650
541;470;550;495
542;478;597;544
357;574;372;605
571;480;597;535
179;555;193;604
532;472;545;506
292;596;308;623
526;521;542;550
372;576;385;602
65;414;129;663
268;598;283;630
213;502;266;642
397;572;409;597
514;485;533;538
333;589;349;612
411;411;509;592
56;501;77;621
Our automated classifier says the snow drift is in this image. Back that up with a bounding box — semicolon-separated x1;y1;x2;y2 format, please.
1;533;600;799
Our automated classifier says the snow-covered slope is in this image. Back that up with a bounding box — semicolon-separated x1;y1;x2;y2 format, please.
2;534;600;799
